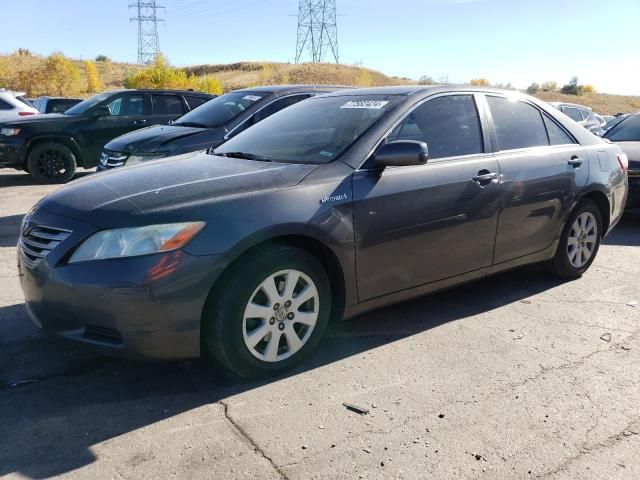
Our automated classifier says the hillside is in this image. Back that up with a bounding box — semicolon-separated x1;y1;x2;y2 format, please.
1;53;638;115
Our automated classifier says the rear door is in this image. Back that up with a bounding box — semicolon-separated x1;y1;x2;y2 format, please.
151;93;188;125
484;95;589;264
353;93;501;301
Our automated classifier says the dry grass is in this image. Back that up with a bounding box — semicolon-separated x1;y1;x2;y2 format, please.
533;90;640;115
2;55;638;114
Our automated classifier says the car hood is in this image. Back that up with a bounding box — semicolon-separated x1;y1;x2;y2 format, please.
617;141;640;165
105;124;226;154
40;152;317;228
2;113;71;126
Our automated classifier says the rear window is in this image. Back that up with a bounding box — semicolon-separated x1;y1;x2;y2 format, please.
562;106;583;122
487;96;548;150
47;99;81;113
0;99;13;110
606;114;640;142
16;96;33;107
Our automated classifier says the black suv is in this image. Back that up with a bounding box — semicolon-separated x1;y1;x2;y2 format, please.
99;85;347;171
0;89;215;183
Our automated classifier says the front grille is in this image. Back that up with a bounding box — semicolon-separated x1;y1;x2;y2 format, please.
83;325;123;345
19;225;72;268
100;150;129;168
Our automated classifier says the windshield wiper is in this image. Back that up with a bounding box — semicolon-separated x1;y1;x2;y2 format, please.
173;121;209;128
216;151;273;162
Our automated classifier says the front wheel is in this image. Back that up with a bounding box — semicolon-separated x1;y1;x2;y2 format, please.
26;142;77;184
549;200;602;278
202;245;331;379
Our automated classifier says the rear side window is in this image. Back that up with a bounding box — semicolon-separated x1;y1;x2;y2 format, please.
543;116;575;145
107;94;147;116
562;106;583;122
579;108;591;121
153;94;185;115
387;95;483;159
0;99;13;110
185;95;209;110
47;100;78;113
487;96;548;150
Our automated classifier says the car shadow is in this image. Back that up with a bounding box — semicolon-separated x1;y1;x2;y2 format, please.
0;170;94;188
0;261;566;479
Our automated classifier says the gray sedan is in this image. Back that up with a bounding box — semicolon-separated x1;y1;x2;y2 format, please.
18;86;628;378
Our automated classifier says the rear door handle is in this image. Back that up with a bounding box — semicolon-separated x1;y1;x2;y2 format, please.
472;171;499;184
568;156;584;167
129;119;148;126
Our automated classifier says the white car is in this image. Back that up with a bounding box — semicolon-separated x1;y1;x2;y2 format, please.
0;89;39;122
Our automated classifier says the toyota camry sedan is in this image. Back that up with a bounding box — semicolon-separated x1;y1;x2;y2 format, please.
18;86;628;378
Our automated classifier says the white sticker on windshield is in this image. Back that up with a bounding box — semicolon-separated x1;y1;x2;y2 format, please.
340;100;389;110
243;95;262;102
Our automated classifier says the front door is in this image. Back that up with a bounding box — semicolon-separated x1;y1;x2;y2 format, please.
83;93;151;164
484;95;589;264
353;94;501;301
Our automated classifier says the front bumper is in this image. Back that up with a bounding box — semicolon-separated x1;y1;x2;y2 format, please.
18;209;226;360
0;137;25;168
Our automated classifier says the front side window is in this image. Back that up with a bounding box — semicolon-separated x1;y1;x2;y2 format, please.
487;96;548;150
386;95;483;159
562;106;583;122
152;94;185;115
107;94;146;116
215;95;399;164
606;114;640;142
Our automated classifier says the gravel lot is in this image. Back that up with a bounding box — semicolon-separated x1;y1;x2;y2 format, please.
1;168;639;479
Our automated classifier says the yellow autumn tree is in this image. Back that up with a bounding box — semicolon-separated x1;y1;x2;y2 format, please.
41;54;82;96
470;78;491;86
83;60;102;93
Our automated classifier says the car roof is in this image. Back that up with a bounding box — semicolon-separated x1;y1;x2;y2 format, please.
100;89;215;96
232;84;351;94
320;85;536;97
36;96;83;100
549;101;592;110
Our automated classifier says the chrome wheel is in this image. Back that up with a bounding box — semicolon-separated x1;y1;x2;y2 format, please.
242;269;319;363
567;212;597;268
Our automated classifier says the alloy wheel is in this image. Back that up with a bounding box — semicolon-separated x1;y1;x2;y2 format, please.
34;148;70;180
242;269;319;362
567;212;597;268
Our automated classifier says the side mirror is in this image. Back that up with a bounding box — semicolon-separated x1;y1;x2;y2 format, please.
373;140;429;168
91;106;111;118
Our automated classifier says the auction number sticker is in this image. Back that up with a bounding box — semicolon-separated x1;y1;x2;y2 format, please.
340;100;389;109
243;95;262;101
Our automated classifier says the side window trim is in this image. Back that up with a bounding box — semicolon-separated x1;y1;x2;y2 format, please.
358;92;489;170
224;93;308;140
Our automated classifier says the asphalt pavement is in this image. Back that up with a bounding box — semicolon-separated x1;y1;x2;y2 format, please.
0;169;638;479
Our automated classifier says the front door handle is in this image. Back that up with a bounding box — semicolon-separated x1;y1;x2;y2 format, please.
472;171;499;184
568;156;584;167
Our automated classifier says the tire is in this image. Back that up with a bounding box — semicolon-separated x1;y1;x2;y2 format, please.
26;142;77;184
203;244;332;379
548;200;603;279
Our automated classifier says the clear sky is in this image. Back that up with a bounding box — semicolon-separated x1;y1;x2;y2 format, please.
1;0;639;94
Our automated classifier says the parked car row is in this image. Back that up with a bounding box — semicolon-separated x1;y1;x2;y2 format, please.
17;86;628;378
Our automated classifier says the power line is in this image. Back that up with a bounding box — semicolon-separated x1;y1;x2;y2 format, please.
295;0;339;64
129;1;165;64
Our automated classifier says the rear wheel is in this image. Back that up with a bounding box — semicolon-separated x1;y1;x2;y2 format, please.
26;142;77;184
549;200;602;278
202;245;331;379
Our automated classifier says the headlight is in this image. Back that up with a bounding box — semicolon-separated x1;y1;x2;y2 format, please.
0;128;21;136
126;153;167;166
68;222;205;263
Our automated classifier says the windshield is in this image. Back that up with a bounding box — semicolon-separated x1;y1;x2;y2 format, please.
214;95;399;164
605;114;640;141
173;91;269;128
65;93;111;115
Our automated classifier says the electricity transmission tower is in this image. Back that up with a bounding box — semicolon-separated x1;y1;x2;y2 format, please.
129;1;165;64
295;0;339;64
